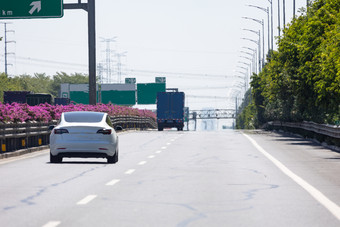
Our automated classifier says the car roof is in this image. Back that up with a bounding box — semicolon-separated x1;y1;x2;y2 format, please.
63;111;107;123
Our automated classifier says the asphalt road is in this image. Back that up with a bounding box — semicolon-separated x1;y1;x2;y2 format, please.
1;130;340;227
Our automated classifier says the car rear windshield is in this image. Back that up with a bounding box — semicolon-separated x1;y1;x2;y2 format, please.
64;112;104;123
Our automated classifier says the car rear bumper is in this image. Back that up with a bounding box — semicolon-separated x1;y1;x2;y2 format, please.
50;142;116;157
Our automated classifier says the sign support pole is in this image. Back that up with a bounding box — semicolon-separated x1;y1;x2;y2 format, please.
64;0;97;105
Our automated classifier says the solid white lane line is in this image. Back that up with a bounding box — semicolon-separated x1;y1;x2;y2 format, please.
0;150;49;165
155;150;162;154
125;169;136;175
42;221;61;227
106;179;120;186
148;155;155;159
138;161;147;165
77;195;97;205
243;133;340;221
161;146;167;150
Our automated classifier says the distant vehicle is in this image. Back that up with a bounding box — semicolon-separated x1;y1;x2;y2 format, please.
157;91;185;131
3;91;53;105
26;93;52;105
54;97;71;105
49;111;119;164
4;91;31;104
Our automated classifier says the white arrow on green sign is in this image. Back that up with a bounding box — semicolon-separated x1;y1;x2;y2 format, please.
0;0;63;19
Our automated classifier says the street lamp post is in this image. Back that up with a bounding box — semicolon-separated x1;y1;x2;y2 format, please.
247;5;270;56
278;0;281;37
242;47;258;74
266;0;274;50
240;51;255;74
242;28;260;65
242;37;261;72
242;17;265;67
283;0;286;29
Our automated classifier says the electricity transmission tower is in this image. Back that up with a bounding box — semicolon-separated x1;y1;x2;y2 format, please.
100;37;116;83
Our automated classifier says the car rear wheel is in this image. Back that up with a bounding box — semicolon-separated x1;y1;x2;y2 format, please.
107;148;118;164
50;152;63;163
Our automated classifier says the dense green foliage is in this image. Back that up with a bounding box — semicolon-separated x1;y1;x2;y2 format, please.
0;72;88;102
237;0;340;128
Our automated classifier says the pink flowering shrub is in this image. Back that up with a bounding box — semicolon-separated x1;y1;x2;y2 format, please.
0;103;156;123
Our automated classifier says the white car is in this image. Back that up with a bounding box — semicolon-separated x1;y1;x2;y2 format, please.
49;111;119;164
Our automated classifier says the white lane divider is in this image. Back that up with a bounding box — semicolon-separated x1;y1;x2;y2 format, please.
161;146;167;150
106;179;120;186
166;142;171;145
125;169;136;175
148;155;155;159
138;161;147;165
77;195;97;205
243;132;340;221
42;221;61;227
155;150;162;154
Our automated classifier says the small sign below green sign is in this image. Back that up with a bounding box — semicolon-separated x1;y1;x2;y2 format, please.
125;78;136;84
155;77;166;83
0;0;64;19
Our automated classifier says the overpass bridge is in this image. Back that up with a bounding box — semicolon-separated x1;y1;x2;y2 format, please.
189;109;236;120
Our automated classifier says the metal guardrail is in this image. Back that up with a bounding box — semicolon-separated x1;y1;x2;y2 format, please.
267;121;340;139
0;116;157;154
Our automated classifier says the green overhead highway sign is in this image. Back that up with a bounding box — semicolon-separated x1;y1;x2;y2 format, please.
0;0;63;19
137;83;166;104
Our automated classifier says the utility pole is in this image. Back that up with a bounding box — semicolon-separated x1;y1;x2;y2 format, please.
64;0;97;105
1;22;15;75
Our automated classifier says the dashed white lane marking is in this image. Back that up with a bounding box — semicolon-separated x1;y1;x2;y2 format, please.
77;195;97;205
161;146;167;150
148;155;155;159
155;150;162;154
138;161;147;165
125;169;136;175
171;139;175;142
42;221;61;227
106;179;120;186
166;142;171;145
243;133;340;221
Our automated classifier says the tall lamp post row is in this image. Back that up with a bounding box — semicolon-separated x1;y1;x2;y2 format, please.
234;0;311;106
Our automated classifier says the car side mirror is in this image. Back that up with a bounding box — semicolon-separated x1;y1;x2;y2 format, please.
48;125;56;131
115;125;123;131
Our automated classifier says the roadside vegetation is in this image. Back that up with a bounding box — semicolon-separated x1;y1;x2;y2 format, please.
237;0;340;128
0;102;156;123
0;72;88;102
0;72;156;123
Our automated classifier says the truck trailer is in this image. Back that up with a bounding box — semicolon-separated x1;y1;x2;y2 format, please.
156;91;185;131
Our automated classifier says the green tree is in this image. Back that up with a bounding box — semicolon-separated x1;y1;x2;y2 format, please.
50;72;89;97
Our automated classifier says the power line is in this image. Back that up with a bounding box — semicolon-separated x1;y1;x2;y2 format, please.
6;55;235;79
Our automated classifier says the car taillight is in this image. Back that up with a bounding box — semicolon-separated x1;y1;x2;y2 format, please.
54;129;69;134
97;129;112;135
